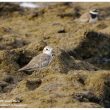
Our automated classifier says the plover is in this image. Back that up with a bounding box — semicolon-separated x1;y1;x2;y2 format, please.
18;46;53;72
79;9;99;23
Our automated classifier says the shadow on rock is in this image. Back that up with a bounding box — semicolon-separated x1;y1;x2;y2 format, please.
66;31;110;70
26;78;42;91
57;48;98;73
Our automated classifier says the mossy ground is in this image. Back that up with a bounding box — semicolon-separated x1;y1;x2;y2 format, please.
0;2;110;108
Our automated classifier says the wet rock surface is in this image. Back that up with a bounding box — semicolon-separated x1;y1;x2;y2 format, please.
0;2;110;108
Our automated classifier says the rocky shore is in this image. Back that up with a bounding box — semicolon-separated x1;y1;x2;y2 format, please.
0;2;110;108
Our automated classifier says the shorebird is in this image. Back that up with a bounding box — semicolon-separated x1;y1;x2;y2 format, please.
18;46;53;72
79;9;99;23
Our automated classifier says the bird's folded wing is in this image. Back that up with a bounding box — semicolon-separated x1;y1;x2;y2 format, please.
79;13;90;22
18;53;51;71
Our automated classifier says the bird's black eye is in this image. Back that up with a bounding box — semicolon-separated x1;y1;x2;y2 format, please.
46;48;48;50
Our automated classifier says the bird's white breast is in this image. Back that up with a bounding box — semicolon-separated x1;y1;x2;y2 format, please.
89;17;98;23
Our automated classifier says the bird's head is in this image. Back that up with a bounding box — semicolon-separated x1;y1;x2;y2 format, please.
43;46;53;56
89;9;99;15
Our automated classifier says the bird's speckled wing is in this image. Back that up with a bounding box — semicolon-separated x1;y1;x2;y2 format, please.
18;53;52;71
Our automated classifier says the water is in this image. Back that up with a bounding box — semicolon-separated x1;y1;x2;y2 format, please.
19;2;58;9
20;3;40;8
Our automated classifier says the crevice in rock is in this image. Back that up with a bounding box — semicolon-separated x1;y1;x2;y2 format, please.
26;79;42;91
